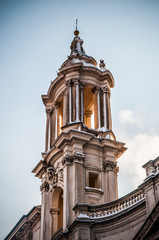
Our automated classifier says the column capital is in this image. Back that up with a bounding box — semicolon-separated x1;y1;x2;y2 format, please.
65;79;72;87
74;78;80;85
54;101;61;109
92;86;101;94
62;153;85;166
46;107;53;114
80;81;85;89
103;161;118;172
108;89;111;97
102;86;109;93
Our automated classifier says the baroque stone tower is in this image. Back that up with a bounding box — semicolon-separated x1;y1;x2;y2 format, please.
32;28;126;239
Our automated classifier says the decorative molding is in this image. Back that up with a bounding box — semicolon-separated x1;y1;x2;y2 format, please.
47;167;54;181
84;143;102;151
40;182;50;192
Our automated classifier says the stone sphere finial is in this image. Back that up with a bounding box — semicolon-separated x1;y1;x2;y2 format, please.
74;30;79;36
74;19;79;36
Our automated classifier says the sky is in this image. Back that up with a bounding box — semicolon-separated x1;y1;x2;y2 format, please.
0;0;159;238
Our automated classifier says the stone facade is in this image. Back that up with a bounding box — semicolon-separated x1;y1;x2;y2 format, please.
5;29;159;240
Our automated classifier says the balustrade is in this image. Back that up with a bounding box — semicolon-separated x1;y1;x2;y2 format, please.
74;189;145;220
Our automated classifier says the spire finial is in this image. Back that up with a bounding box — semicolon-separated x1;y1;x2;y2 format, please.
74;19;79;36
76;19;78;31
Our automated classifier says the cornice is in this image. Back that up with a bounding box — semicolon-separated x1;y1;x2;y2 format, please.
32;160;47;179
5;206;41;240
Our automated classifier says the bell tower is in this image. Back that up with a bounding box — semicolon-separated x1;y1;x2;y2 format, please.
32;28;126;240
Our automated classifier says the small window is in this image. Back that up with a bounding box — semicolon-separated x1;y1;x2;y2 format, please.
89;173;98;188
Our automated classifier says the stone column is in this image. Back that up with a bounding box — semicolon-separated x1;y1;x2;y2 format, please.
55;102;60;139
75;79;80;122
45;108;52;152
93;88;98;129
80;84;85;123
40;173;52;240
67;80;72;123
107;88;112;130
97;86;101;129
102;87;107;130
49;108;54;149
63;88;69;126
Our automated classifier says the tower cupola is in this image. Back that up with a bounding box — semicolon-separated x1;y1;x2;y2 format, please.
42;30;115;152
33;29;126;239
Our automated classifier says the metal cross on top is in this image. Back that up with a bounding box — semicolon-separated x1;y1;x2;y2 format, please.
76;19;78;30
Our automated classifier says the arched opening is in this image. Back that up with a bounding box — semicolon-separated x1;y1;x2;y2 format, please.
84;86;94;129
52;187;63;234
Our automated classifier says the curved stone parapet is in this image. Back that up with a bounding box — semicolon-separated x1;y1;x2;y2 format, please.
73;188;145;220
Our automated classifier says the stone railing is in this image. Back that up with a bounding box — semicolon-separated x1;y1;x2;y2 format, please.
73;188;145;220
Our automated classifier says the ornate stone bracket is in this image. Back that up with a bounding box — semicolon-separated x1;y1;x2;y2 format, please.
46;166;64;192
40;182;50;192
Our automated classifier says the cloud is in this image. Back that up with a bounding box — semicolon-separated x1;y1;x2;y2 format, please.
119;110;142;126
116;109;159;197
118;132;159;197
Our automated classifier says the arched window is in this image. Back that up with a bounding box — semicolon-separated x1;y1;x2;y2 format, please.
52;187;63;234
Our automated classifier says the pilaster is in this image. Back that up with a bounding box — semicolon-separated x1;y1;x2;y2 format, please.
141;158;159;216
40;172;52;240
103;160;118;202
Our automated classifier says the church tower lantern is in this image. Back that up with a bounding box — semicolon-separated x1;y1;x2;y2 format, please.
32;27;126;240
